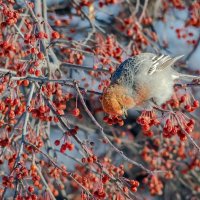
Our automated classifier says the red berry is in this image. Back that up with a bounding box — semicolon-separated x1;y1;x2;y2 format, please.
68;143;74;151
71;108;80;117
51;31;60;39
193;100;199;108
28;186;34;193
184;104;191;111
37;52;44;60
35;70;41;77
131;186;137;192
23;80;29;87
54;140;60;146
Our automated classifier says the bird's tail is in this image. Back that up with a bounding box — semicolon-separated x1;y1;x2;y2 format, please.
170;54;200;81
176;73;200;81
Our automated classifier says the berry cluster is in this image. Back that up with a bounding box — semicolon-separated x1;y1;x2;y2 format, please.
103;115;124;126
137;111;160;137
163;113;195;141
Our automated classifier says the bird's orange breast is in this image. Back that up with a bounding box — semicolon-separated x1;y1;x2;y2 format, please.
101;84;135;116
101;83;152;116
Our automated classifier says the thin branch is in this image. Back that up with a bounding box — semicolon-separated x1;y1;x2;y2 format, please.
60;62;110;73
17;83;35;160
36;165;56;200
139;0;149;22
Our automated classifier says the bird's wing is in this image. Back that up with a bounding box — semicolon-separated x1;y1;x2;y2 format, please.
148;54;184;75
111;58;138;84
111;54;184;84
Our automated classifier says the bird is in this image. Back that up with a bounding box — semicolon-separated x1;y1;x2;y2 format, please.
101;52;198;116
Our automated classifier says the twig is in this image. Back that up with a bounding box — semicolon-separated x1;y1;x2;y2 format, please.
36;165;56;200
60;62;110;73
9;75;102;95
139;0;149;22
17;83;35;160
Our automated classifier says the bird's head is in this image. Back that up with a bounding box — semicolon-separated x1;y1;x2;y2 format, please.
101;84;135;116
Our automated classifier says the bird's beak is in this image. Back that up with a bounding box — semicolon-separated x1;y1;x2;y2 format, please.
122;114;126;119
121;108;128;119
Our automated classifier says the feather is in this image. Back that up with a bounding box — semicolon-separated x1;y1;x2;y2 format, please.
148;54;184;75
